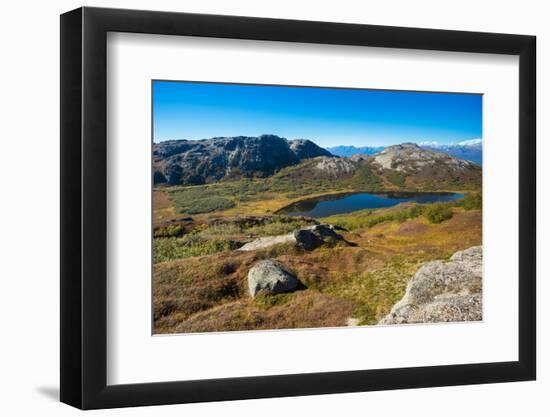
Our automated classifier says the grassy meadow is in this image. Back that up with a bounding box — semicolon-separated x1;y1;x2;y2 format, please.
152;172;482;333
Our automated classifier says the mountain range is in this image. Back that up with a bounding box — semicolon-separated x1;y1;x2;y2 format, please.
153;135;482;189
419;139;482;165
326;145;384;157
329;139;482;165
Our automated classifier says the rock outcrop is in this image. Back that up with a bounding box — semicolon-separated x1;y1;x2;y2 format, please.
312;157;357;177
379;246;482;325
293;224;345;250
289;139;333;159
247;260;302;297
238;234;296;251
238;224;346;252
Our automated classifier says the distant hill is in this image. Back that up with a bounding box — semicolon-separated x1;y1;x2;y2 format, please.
370;143;482;188
327;145;384;157
269;143;481;191
153;135;481;190
153;135;333;185
329;140;482;165
420;139;482;165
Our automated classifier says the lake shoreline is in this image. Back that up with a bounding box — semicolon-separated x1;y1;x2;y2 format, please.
276;190;465;218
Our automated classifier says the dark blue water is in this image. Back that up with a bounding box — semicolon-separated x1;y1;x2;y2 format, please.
278;192;464;218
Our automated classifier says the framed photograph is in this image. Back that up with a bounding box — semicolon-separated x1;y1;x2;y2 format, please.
60;7;536;409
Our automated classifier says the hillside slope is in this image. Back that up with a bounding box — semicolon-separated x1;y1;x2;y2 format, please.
369;143;482;189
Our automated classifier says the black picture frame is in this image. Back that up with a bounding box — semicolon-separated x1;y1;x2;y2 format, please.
60;6;536;410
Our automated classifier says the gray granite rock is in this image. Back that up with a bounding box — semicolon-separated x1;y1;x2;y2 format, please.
379;246;482;325
247;260;302;297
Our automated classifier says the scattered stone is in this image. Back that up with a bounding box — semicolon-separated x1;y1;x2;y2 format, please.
247;260;302;297
379;246;482;325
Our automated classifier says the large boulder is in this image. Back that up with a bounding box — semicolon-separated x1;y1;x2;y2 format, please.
293;224;344;250
379;246;482;325
247;260;302;297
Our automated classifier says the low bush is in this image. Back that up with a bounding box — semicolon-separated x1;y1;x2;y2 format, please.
183;196;235;214
324;256;414;325
351;163;383;190
386;172;407;187
424;203;453;224
454;191;482;210
153;235;241;263
153;223;186;238
169;187;236;214
323;204;429;231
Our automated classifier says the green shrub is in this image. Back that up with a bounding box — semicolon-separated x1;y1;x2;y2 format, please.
153;224;186;238
386;172;407;187
351;163;383;190
322;203;430;231
455;192;482;210
153;236;241;263
254;293;294;309
169;187;236;214
424;204;453;224
183;196;235;214
408;204;426;218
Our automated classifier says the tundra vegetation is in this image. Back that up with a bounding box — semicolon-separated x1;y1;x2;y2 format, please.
152;137;483;333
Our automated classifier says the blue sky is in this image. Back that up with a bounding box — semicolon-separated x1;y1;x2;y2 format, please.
152;81;482;147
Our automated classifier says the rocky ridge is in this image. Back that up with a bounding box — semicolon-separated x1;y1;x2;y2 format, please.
153;135;333;185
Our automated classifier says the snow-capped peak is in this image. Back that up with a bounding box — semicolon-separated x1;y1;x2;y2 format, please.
419;141;440;147
456;138;482;147
419;138;482;149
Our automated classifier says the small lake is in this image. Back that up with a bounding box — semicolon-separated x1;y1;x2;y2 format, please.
277;192;464;218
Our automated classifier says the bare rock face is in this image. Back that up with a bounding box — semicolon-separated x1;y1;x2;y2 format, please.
289;139;333;159
379;246;482;325
312;157;357;177
247;260;302;297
